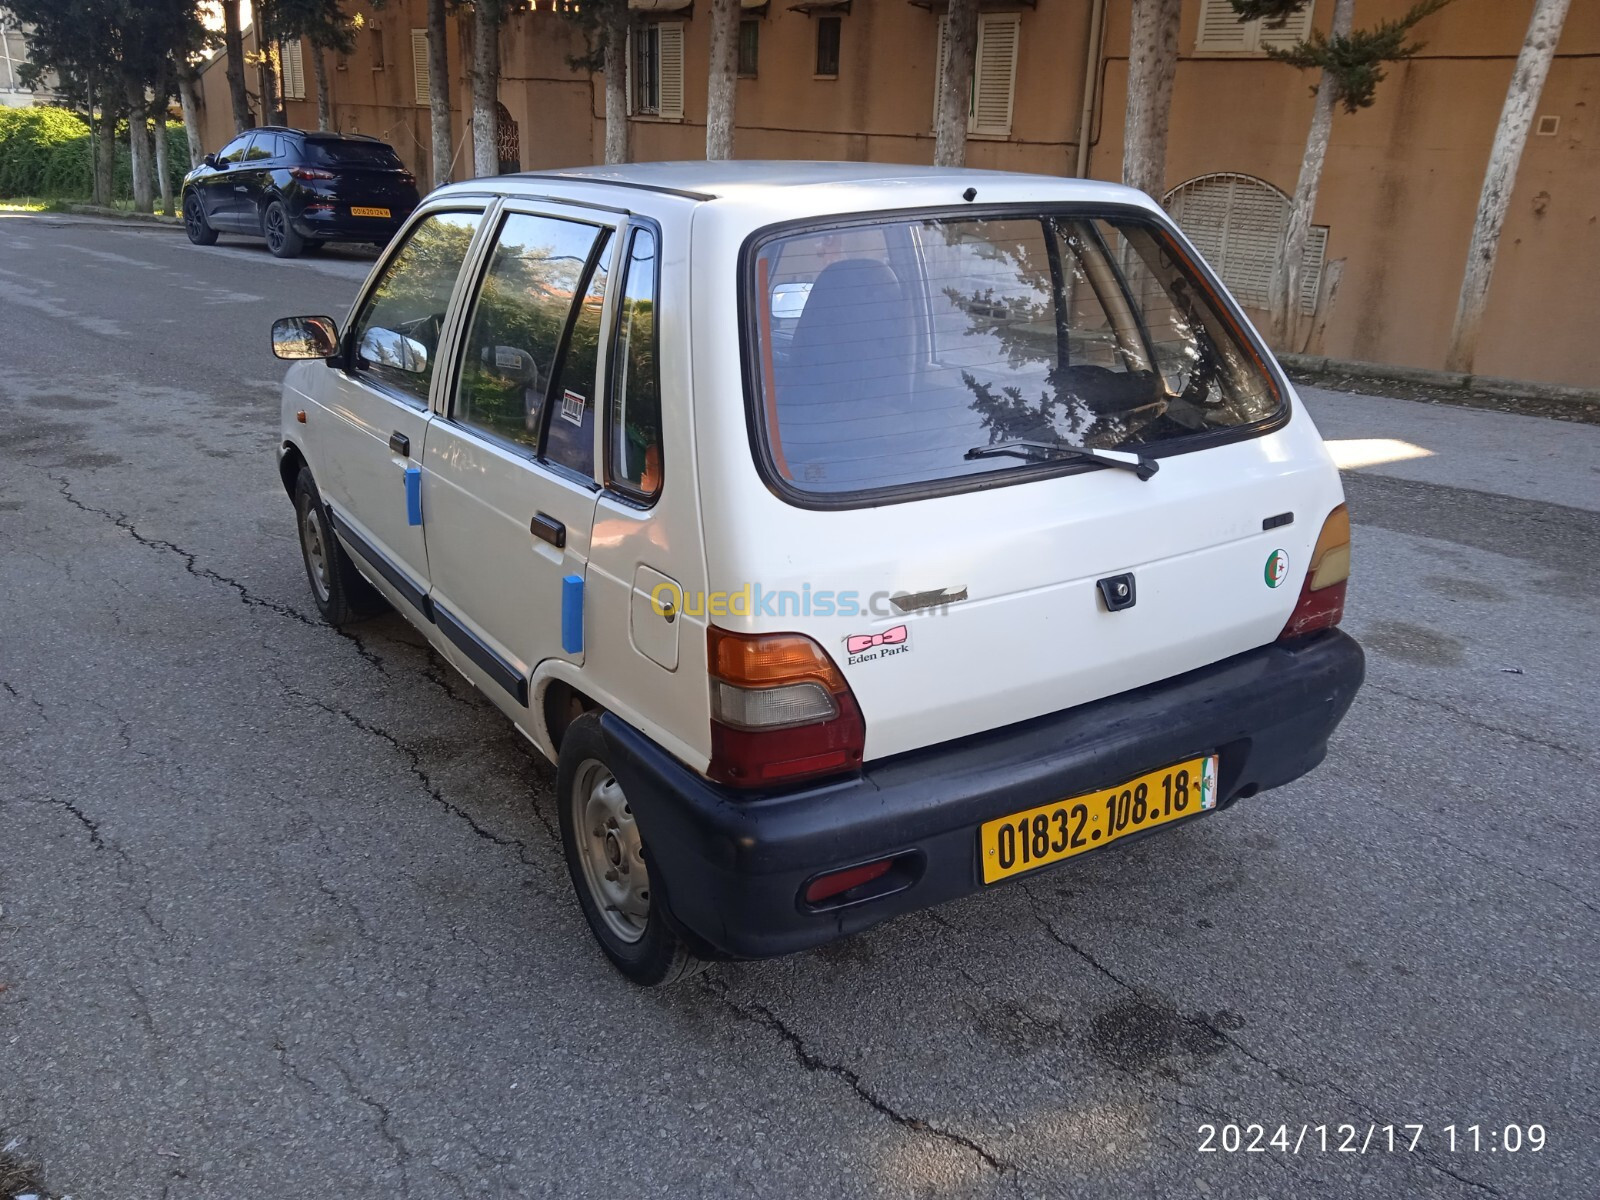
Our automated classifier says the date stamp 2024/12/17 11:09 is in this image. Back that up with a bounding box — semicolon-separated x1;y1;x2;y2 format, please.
1197;1123;1548;1156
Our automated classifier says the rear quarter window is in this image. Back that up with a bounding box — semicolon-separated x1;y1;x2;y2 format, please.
745;209;1283;503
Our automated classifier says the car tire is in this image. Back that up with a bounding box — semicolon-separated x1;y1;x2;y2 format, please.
263;199;305;258
183;190;218;246
557;713;708;987
293;468;382;625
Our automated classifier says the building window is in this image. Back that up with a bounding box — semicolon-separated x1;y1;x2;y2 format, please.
369;26;385;71
1163;172;1328;315
631;23;685;118
280;39;306;101
933;12;1020;137
1196;0;1315;53
411;29;431;105
815;16;841;78
738;18;760;78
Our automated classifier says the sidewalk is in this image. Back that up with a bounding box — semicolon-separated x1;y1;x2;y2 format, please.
1300;383;1600;513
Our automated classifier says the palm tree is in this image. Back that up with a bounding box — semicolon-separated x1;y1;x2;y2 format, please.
706;0;738;160
1445;0;1571;374
933;0;977;167
1122;0;1181;197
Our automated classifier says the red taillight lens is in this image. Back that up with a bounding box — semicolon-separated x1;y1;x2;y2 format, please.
1280;504;1352;639
804;859;893;904
707;627;865;788
291;167;335;181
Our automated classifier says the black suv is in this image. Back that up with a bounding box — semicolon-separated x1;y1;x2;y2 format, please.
182;128;421;258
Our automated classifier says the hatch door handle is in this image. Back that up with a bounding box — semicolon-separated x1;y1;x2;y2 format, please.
530;511;566;549
389;431;411;457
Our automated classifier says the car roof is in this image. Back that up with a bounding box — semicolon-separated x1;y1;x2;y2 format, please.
433;160;1158;211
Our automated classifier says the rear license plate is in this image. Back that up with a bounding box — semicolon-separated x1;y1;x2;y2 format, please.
350;206;391;218
980;755;1218;884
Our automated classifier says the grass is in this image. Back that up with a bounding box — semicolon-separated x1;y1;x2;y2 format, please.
0;197;53;212
0;1135;49;1199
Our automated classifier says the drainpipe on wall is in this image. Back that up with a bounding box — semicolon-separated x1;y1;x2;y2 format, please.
1074;0;1106;178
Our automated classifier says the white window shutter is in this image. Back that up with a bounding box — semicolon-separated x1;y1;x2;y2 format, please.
932;18;948;132
970;13;1019;136
1258;2;1316;51
412;29;431;106
657;23;685;119
1195;0;1252;52
282;40;306;100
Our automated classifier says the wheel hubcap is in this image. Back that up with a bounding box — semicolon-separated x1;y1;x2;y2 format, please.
572;760;650;943
300;503;331;603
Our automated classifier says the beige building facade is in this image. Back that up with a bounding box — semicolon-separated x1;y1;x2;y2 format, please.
198;0;1599;388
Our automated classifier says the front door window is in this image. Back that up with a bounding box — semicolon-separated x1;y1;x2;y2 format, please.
348;211;484;407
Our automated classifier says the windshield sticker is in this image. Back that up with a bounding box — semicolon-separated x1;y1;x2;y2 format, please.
561;389;586;427
1264;549;1291;588
845;624;910;665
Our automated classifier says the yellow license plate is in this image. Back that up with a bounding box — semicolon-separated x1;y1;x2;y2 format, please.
350;206;391;218
980;756;1218;884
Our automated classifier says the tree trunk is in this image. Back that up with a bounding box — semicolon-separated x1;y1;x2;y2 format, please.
258;40;281;127
934;0;978;168
602;0;629;165
177;67;206;166
427;0;454;186
154;111;173;216
706;0;739;160
1445;0;1570;375
470;3;501;178
126;85;154;213
1268;0;1353;347
222;0;253;131
86;93;105;205
1122;0;1181;197
95;118;116;205
312;44;332;131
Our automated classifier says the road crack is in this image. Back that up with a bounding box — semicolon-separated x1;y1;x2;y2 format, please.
702;975;1010;1175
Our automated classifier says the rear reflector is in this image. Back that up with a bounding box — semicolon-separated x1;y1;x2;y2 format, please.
803;859;893;904
1281;504;1351;639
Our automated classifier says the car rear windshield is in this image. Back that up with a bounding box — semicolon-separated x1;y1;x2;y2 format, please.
746;211;1283;500
305;139;404;168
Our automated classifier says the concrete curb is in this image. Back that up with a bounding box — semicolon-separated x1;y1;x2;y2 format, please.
56;204;183;227
1280;352;1599;406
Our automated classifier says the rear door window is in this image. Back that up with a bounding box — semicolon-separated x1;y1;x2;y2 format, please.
453;211;610;476
748;212;1281;501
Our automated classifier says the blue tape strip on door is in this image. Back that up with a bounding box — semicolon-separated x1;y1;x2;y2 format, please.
562;574;584;655
404;465;422;526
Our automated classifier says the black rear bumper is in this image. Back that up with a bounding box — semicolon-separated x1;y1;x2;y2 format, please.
602;630;1365;960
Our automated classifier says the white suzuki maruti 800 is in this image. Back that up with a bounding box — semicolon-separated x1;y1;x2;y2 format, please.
272;162;1364;985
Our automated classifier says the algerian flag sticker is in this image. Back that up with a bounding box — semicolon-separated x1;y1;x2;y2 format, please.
1264;548;1290;588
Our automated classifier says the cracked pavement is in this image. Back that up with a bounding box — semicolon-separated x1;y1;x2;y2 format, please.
1;213;1597;1199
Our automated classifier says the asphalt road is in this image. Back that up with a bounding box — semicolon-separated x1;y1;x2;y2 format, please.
1;213;1596;1200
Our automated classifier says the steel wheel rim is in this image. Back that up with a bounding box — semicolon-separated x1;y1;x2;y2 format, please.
299;502;331;603
571;759;650;944
266;207;285;251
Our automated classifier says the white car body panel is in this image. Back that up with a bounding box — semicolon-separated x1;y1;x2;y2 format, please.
281;163;1345;774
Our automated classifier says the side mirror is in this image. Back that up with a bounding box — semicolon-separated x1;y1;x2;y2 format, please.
203;153;219;169
272;315;340;360
358;326;429;375
770;281;813;321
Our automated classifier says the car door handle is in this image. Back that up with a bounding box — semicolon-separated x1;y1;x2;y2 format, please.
530;512;566;549
234;185;248;193
389;431;410;457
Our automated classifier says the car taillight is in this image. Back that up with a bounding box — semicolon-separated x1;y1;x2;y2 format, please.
706;627;865;788
291;167;335;181
1279;504;1351;639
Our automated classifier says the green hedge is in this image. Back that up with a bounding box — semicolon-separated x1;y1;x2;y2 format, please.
0;106;191;201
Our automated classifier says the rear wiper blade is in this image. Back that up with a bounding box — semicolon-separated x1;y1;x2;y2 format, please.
964;438;1159;481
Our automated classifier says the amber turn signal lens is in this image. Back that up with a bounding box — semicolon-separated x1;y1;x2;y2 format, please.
707;627;847;692
1280;504;1351;640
